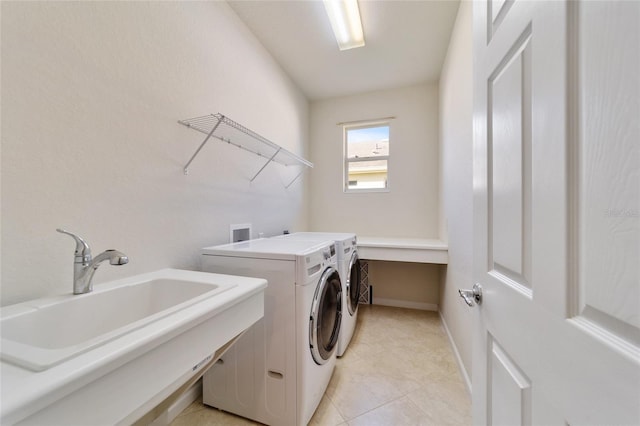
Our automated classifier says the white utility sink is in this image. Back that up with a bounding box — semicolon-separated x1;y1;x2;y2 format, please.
2;277;233;371
0;268;267;425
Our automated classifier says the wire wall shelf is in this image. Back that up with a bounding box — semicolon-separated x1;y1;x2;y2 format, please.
178;113;313;187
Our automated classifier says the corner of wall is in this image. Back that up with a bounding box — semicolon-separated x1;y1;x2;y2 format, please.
437;0;474;385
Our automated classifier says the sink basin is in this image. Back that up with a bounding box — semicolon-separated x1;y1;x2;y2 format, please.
0;268;267;425
1;276;233;371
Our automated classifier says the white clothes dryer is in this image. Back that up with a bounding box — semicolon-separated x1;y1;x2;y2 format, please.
200;238;342;426
275;232;360;357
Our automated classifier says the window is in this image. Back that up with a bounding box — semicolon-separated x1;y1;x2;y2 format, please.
344;122;390;192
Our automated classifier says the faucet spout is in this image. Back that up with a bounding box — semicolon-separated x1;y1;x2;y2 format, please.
57;229;129;294
93;249;129;266
74;250;129;294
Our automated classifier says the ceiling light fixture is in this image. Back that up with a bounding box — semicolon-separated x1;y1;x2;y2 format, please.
323;0;365;51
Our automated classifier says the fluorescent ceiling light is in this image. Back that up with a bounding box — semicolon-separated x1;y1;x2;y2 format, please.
323;0;365;51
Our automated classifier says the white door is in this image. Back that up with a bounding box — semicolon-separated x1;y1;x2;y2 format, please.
471;0;640;424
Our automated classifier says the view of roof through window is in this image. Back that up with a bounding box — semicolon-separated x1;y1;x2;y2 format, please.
345;124;389;191
347;125;389;158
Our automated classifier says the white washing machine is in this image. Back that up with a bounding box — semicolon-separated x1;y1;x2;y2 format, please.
200;238;342;426
275;232;360;357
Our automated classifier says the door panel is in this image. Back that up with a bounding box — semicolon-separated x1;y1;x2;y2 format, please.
576;0;640;342
473;1;640;425
488;0;514;42
488;28;532;290
488;335;531;426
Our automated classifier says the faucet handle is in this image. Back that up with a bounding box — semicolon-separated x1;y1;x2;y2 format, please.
56;228;91;258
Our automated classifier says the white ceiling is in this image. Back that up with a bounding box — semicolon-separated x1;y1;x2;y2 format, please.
228;0;461;101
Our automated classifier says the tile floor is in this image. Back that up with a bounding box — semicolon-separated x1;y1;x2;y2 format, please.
171;305;472;426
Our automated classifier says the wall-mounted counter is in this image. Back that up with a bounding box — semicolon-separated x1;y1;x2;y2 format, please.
356;237;447;311
357;237;448;264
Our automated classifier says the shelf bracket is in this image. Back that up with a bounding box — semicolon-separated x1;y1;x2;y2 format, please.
183;115;223;175
250;147;282;182
178;113;313;185
285;170;305;189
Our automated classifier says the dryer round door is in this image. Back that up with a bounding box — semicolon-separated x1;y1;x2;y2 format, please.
309;267;342;365
346;252;361;316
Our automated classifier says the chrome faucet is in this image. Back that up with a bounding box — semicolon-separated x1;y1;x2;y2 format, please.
57;228;129;294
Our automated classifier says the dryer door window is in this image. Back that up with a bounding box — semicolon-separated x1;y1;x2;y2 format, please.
310;267;342;365
347;252;361;316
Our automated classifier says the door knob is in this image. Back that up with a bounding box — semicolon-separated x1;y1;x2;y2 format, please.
459;283;482;306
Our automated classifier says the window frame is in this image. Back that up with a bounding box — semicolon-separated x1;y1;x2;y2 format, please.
343;120;391;193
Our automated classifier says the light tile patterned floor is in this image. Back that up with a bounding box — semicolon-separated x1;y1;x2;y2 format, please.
171;305;472;426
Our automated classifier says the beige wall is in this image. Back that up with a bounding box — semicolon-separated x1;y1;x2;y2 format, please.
308;84;439;238
368;261;441;310
1;2;309;305
438;0;474;389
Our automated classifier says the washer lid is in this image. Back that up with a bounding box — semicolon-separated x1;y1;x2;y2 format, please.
275;232;357;261
201;238;331;261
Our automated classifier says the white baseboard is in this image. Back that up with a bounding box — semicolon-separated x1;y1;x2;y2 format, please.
439;312;472;396
372;297;438;311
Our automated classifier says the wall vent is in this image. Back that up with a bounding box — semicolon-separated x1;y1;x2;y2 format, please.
230;223;251;243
